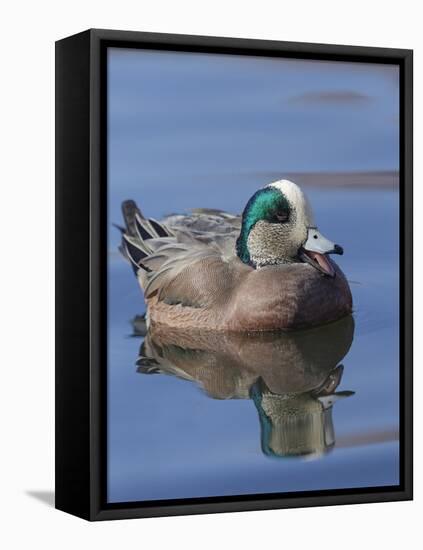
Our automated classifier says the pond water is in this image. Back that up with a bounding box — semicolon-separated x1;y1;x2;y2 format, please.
107;181;399;503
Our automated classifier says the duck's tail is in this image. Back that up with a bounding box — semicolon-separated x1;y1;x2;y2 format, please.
118;200;172;274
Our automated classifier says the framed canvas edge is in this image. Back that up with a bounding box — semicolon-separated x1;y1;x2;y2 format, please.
55;28;413;522
92;488;412;521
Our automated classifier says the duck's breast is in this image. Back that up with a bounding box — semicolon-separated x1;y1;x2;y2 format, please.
225;262;352;331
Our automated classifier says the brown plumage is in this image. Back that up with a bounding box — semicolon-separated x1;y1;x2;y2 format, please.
119;181;353;331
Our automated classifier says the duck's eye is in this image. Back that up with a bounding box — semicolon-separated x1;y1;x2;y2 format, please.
272;210;289;223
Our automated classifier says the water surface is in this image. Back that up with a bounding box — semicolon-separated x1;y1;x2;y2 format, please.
107;47;399;503
107;184;399;503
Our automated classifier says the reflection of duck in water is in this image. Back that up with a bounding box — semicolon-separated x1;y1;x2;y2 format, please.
118;179;352;331
135;315;355;459
251;369;351;458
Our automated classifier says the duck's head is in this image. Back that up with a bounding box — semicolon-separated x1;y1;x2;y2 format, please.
236;179;343;276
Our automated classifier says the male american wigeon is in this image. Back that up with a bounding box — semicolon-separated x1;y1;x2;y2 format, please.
120;179;352;331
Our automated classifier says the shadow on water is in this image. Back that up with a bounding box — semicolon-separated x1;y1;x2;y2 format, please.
134;315;355;460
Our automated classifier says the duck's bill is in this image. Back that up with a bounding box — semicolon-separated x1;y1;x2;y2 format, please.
299;228;344;278
299;248;336;277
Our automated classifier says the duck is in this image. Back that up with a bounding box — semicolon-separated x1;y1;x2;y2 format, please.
119;179;352;331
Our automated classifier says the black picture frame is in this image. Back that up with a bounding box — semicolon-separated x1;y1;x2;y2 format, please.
55;28;413;521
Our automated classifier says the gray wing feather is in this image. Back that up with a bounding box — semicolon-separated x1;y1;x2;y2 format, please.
120;201;239;307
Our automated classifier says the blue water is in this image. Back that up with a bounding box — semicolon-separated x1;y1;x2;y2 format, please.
107;186;399;503
106;47;399;503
